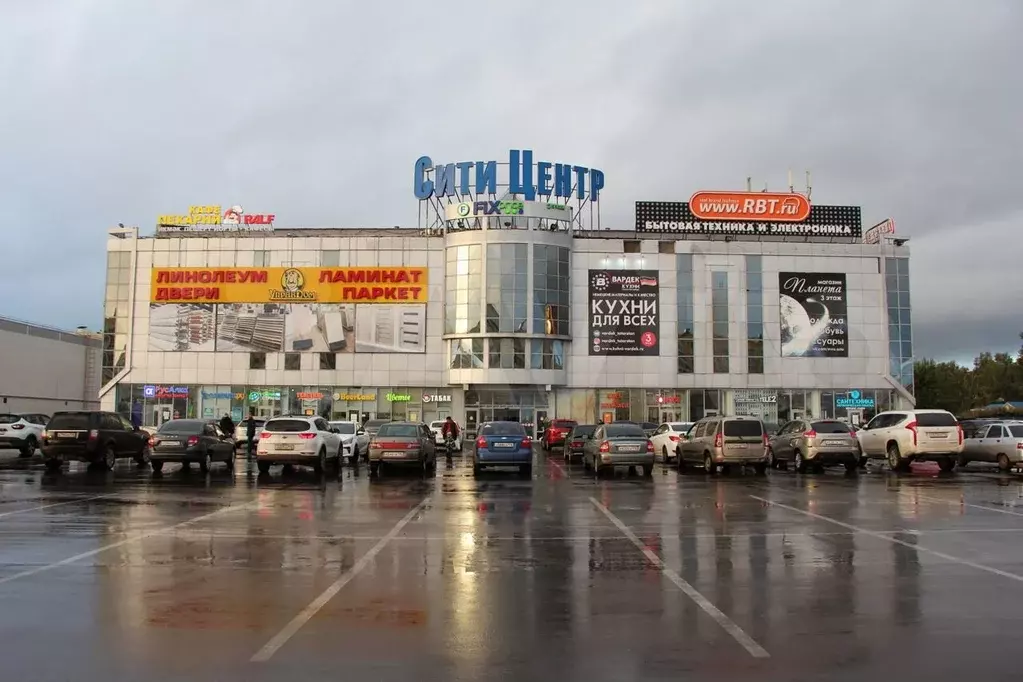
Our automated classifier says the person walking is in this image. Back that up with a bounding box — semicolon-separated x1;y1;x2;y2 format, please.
245;413;258;459
219;413;235;440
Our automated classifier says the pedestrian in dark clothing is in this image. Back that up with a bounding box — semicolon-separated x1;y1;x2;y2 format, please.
246;415;258;458
219;414;235;439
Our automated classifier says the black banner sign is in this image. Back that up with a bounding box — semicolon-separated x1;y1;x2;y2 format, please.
588;270;660;356
635;202;862;239
778;272;848;357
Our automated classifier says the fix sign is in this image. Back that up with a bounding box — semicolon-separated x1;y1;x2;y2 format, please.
689;191;811;222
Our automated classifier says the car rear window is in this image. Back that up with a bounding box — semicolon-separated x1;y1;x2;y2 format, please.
572;425;597;437
671;423;693;432
606;424;645;437
331;422;355;434
158;420;204;434
642;422;658;430
553;420;577;428
916;412;957;427
812;421;852;434
430;421;445;429
265;419;312;433
377;423;419;437
481;422;526;436
47;413;92;429
1009;425;1023;438
365;420;389;430
0;414;19;424
723;420;764;437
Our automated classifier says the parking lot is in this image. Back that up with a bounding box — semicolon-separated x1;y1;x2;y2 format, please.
3;447;1023;682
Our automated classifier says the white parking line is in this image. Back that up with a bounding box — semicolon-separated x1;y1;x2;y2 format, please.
589;497;770;659
0;494;113;519
251;496;431;663
0;497;266;586
908;493;1023;518
750;495;1023;585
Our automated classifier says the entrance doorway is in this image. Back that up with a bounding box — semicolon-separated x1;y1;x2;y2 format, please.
660;409;682;423
464;409;478;438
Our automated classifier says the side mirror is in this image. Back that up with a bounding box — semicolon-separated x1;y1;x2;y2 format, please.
356;429;365;436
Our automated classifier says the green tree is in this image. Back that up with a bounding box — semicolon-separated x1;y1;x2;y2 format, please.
914;331;1023;414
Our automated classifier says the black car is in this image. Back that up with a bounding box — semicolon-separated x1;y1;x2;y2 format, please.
41;411;150;472
150;419;236;473
564;424;598;463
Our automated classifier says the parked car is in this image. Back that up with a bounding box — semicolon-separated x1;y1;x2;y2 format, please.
678;416;768;475
0;413;49;457
473;421;533;477
41;411;151;472
255;416;343;475
233;418;265;453
564;424;598;463
649;422;694;464
541;419;578;451
328;421;360;463
368;421;436;477
150;419;235;473
428;420;463;450
959;421;1023;472
583;422;655;477
857;409;964;472
767;419;862;473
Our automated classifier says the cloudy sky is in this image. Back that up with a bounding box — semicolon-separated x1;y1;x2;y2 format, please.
0;0;1019;362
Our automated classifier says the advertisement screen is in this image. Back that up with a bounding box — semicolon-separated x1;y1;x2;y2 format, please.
778;272;848;357
147;303;216;351
214;304;287;352
285;304;356;353
588;270;660;356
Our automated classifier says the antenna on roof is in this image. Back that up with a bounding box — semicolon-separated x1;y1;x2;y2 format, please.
788;170;794;193
805;170;812;200
745;176;752;192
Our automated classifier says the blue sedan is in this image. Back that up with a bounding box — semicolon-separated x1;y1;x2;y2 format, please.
473;421;533;477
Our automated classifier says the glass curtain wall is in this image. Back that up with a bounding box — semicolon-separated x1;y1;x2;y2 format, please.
711;271;729;373
447;245;483;368
745;256;764;373
677;254;695;373
885;257;914;394
103;251;132;385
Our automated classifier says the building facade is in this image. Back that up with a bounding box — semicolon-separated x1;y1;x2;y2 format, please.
0;316;102;414
101;210;914;436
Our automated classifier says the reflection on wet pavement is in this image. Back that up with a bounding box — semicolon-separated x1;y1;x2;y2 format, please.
2;451;1023;681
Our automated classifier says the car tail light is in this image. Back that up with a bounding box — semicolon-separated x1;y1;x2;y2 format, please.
41;430;49;441
1017;442;1023;450
763;432;770;447
476;436;487;449
849;431;858;438
11;424;24;430
714;432;722;449
598;440;611;453
147;436;155;447
370;439;379;449
669;434;680;442
646;440;654;452
957;425;964;445
297;433;316;440
260;431;271;440
569;439;582;448
186;436;200;447
88;429;99;441
521;436;532;448
802;429;817;438
905;420;918;446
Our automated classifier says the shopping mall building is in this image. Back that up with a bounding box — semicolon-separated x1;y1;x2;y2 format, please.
100;151;913;436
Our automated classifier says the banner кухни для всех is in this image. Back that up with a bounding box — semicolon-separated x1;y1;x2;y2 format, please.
587;269;660;356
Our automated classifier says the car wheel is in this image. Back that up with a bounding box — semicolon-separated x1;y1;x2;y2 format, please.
642;463;653;477
957;454;969;470
661;446;670;464
844;460;859;474
520;463;532;478
19;436;37;458
369;463;380;478
997;454;1012;473
753;462;768;476
473;461;481;477
199;451;212;474
677;453;687;474
135;445;152;468
314;448;326;474
103;446;116;471
257;461;271;475
44;459;62;473
887;443;905;472
225;451;235;470
152;461;165;473
938;457;957;474
704;454;716;475
766;448;776;469
794;451;808;474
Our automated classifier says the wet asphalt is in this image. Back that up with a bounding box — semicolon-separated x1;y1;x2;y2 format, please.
3;449;1023;681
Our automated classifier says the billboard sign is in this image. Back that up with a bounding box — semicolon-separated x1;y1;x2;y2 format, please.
444;199;573;222
864;218;896;244
689;191;811;222
588;270;660;356
150;267;428;304
156;204;275;233
779;272;848;357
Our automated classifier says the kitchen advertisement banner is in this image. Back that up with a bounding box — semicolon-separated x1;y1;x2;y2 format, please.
150;267;428;304
588;270;660;356
778;272;848;357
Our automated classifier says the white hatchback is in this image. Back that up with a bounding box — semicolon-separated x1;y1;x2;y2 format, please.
256;416;342;475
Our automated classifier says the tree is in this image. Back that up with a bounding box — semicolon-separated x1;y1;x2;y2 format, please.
913;331;1023;415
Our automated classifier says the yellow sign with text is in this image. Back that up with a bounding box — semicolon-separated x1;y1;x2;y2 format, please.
150;267;428;304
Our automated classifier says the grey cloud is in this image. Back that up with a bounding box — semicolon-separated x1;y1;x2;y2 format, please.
0;0;1019;361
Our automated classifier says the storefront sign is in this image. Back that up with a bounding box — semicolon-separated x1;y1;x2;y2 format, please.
600;392;630;409
151;267;428;303
201;391;235;400
296;392;325;400
864;218;896;244
386;392;411;402
836;390;874;409
248;389;281;402
414;149;605;202
422;394;452;403
734;390;778;404
445;200;572;223
779;272;849;358
656;395;681;404
635;201;862;238
156;204;275;233
334;392;375;401
143;385;188;399
588;270;660;356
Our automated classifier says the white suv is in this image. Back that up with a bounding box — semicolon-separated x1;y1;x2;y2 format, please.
858;409;964;472
255;416;342;475
0;413;49;458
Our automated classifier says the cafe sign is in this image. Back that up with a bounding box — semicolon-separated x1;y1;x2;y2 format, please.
386;392;411;402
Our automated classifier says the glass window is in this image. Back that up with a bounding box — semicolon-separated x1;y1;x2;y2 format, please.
284;353;301;371
658;241;675;254
450;339;484;369
916;412;956;427
712;271;728;290
319;353;336;370
249;352;266;370
713;356;729;373
624;240;641;253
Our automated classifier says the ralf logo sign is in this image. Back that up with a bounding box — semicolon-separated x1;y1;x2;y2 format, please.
689;191;811;222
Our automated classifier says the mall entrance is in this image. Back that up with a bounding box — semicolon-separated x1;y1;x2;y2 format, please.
463;386;550;439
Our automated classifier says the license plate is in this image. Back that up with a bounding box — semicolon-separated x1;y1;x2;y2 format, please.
383;451;406;459
929;433;948;439
492;442;514;449
160;440;180;447
276;443;295;451
822;440;844;446
56;432;77;438
620;445;641;453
